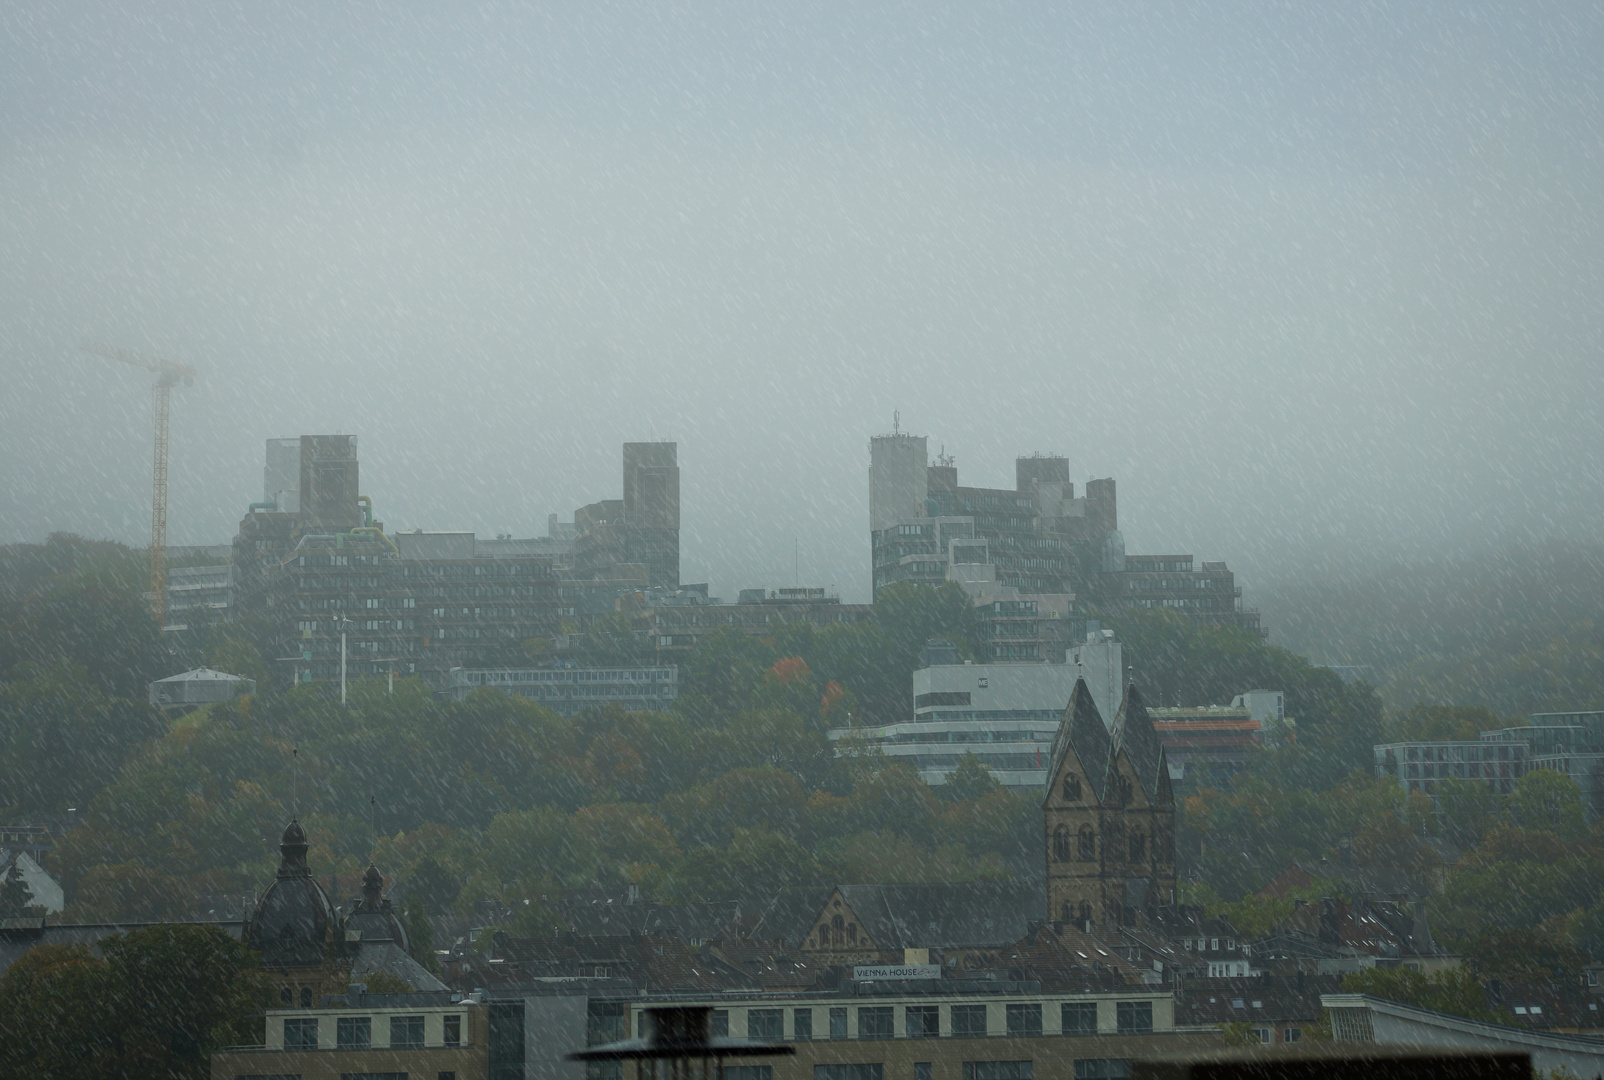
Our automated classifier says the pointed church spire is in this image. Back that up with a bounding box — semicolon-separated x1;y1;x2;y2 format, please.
1110;683;1168;803
1047;678;1113;803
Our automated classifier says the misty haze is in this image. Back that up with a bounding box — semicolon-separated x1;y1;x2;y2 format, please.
2;4;1603;1079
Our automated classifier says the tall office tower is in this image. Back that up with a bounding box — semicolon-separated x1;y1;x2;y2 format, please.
298;435;361;529
622;442;679;589
869;432;929;533
264;438;302;513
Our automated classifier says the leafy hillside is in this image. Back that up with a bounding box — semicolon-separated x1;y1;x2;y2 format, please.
1256;541;1604;717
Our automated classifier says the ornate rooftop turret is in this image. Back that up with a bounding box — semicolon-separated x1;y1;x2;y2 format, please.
344;862;408;951
244;820;339;967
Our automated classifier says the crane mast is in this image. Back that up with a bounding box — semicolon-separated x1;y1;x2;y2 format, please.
81;345;196;626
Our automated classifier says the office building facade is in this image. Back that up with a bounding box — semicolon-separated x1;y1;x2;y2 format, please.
834;662;1083;788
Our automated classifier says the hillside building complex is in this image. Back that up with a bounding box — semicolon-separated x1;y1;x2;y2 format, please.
1375;710;1604;817
868;431;1264;640
232;436;682;689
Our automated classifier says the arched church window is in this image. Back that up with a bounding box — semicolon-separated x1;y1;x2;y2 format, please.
280;987;292;1005
300;986;313;1008
831;914;844;945
1063;774;1081;801
1060;902;1073;922
1077;826;1096;861
847;923;858;944
1129;831;1146;862
1078;901;1091;922
1053;825;1072;862
1115;776;1132;806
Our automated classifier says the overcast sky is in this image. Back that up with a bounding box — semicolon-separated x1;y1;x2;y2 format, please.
3;2;1602;605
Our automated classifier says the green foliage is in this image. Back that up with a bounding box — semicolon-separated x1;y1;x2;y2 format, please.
402;894;440;974
1097;607;1384;790
1217;1021;1261;1047
941;753;1001;803
1386;706;1508;744
0;861;35;919
0;924;267;1079
1506;769;1587;840
0;534;168;700
1338;965;1509;1024
1260;542;1604;716
0;661;166;815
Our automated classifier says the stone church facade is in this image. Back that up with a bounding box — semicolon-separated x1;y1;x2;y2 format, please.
1043;680;1177;929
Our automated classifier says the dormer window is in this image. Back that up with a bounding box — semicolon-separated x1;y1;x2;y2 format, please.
1063;774;1081;801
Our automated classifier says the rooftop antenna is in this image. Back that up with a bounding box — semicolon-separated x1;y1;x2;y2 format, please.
370;794;377;856
291;747;299;818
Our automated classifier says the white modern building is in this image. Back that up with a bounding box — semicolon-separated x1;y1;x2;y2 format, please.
834;662;1086;788
1067;628;1124;728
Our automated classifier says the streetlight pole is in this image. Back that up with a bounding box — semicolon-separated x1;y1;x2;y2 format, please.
339;615;350;705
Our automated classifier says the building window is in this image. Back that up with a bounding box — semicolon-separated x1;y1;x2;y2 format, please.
1063;774;1081;801
588;1002;625;1046
916;1065;933;1080
1062;1003;1097;1036
906;1006;939;1038
1115;1002;1152;1035
280;987;293;1005
1073;1061;1131;1080
794;1009;813;1041
1284;1027;1302;1043
724;1069;773;1080
391;1014;425;1049
829;1008;848;1040
749;1010;783;1041
283;1016;318;1050
1053;826;1072;862
337;1015;371;1049
815;1067;883;1080
1006;1004;1042;1038
300;987;314;1008
952;1005;987;1037
713;1010;730;1038
1254;1028;1272;1045
859;1007;894;1040
444;1014;462;1048
1077;827;1096;861
1129;832;1146;862
963;1063;1033;1080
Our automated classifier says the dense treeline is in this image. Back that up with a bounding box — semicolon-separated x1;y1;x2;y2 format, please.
8;531;1604;983
1259;541;1604;716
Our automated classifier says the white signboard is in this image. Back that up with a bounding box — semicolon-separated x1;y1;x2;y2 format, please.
853;964;940;981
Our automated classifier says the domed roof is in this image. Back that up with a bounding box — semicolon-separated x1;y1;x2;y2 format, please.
343;862;409;951
245;819;338;966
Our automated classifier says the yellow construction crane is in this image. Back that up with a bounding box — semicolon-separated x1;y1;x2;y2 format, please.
81;344;197;626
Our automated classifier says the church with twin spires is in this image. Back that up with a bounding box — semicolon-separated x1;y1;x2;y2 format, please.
1043;679;1177;929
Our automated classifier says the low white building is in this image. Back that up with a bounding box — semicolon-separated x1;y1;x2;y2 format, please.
835;662;1084;788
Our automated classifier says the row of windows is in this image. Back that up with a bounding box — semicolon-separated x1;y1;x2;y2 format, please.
467;669;675;684
1052;825;1158;863
801;1062;1128;1080
281;1013;461;1050
708;1002;1151;1040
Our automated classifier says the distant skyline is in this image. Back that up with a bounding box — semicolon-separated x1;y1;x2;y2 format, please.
4;2;1602;603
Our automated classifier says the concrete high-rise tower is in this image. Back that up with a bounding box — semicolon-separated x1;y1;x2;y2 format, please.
869;432;928;533
622;442;679;589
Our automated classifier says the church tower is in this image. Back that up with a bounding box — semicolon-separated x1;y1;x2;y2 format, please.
1044;681;1176;928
